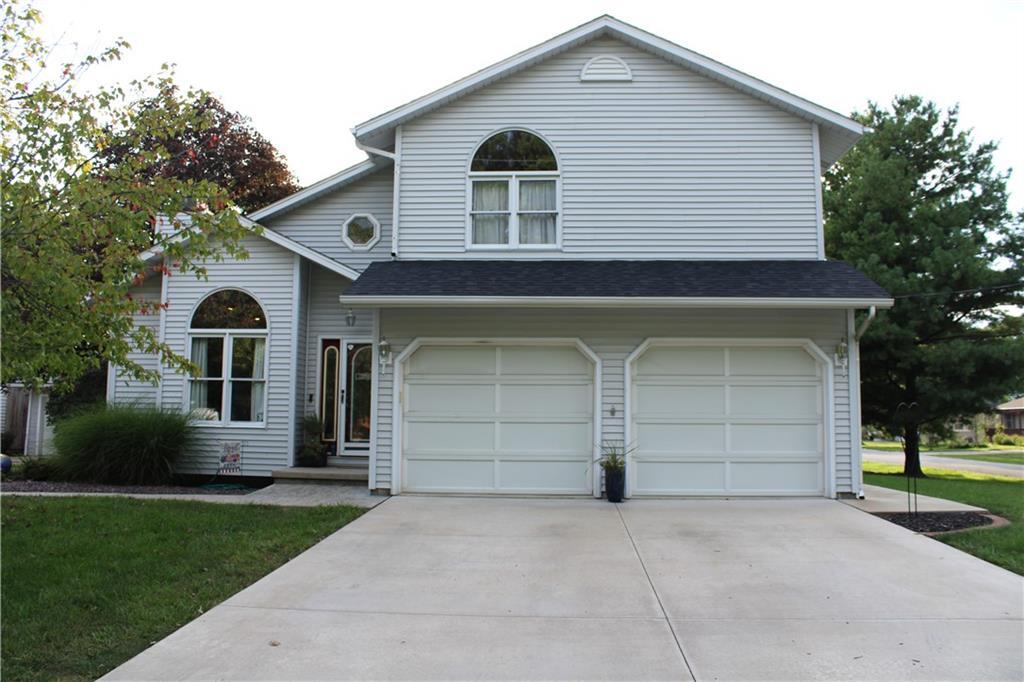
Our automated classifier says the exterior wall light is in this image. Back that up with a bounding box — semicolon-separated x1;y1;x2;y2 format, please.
345;308;357;327
378;338;392;368
835;341;849;371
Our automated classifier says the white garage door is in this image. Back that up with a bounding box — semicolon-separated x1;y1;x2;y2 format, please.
630;344;826;496
401;344;595;494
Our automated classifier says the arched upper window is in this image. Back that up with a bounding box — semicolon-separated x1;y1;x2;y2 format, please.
471;130;558;172
191;289;266;329
188;289;268;426
468;130;560;249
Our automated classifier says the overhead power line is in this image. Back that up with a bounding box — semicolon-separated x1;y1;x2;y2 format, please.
893;282;1024;299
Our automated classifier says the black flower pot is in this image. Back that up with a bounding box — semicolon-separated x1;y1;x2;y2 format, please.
604;467;625;503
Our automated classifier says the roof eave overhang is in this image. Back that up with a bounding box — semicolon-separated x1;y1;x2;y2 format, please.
340;295;894;309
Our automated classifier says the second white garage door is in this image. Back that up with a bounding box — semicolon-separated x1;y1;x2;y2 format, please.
401;343;595;494
630;343;827;496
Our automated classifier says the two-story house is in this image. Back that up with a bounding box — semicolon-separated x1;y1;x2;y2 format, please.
109;16;892;499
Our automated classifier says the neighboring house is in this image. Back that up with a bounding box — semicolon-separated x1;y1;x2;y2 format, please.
0;384;53;456
109;15;893;498
997;398;1024;435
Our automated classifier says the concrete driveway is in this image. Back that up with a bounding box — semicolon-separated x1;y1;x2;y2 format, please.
105;497;1023;681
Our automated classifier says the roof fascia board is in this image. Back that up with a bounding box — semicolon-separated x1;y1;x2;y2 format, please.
340;295;894;309
352;15;863;141
248;158;386;222
140;217;360;282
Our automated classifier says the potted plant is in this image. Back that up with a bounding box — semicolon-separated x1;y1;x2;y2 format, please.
595;441;633;503
296;415;329;467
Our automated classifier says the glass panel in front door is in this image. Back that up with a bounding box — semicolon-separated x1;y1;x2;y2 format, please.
320;339;340;455
345;343;372;446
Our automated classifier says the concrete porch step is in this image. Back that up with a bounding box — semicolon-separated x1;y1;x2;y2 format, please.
272;466;368;482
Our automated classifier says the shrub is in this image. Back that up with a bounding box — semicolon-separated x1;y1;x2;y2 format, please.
993;432;1024;446
53;404;194;485
295;415;328;467
12;455;60;481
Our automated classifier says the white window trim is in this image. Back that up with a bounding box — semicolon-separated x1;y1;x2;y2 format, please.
465;172;561;250
187;329;270;429
342;213;381;251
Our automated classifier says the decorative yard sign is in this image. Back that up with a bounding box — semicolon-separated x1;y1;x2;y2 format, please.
218;442;243;475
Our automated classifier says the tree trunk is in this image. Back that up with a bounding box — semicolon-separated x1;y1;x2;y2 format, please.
902;425;926;478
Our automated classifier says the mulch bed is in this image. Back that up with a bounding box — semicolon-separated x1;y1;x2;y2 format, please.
0;481;250;495
876;511;993;534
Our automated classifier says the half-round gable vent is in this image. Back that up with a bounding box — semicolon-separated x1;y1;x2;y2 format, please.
579;55;632;82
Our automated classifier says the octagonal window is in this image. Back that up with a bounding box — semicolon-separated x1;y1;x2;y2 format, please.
342;214;380;250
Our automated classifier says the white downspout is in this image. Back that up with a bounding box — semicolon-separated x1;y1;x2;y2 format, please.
353;131;402;259
855;306;877;341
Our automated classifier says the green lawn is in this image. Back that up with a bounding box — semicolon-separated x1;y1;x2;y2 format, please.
1;497;363;681
863;463;1023;576
933;452;1024;465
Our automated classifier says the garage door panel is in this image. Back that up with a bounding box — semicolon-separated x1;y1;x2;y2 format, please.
729;461;821;493
729;347;818;377
406;383;495;413
636;347;725;376
499;460;590;491
636;385;725;416
636;423;726;453
730;424;820;454
402;343;594;494
634;461;726;493
405;421;494;452
405;459;494;491
500;346;591;375
408;346;495;375
730;385;820;418
500;422;591;453
631;342;826;497
500;384;591;415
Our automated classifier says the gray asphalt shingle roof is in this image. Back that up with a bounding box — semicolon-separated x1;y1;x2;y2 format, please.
343;260;890;300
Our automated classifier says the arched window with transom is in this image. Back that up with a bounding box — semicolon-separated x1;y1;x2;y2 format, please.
188;289;268;425
468;129;560;248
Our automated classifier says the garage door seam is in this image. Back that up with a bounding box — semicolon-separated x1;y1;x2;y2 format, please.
616;506;697;681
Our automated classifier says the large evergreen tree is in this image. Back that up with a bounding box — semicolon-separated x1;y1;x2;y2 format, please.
824;96;1024;476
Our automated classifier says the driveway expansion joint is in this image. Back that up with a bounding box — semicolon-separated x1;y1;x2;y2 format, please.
616;505;698;682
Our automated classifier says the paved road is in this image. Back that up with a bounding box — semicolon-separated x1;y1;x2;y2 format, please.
104;496;1023;681
863;449;1024;479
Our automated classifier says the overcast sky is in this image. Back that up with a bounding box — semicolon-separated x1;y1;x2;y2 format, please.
36;0;1024;209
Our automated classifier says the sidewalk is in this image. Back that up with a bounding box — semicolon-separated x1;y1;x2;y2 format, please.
843;484;988;514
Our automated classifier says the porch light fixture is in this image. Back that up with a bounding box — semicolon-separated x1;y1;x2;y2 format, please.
835;341;849;371
345;308;357;327
378;338;392;368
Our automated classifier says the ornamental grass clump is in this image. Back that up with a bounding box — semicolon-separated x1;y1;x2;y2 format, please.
53;404;195;485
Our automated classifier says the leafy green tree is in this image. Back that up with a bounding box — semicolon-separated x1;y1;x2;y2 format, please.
824;95;1024;476
100;94;301;213
1;1;253;392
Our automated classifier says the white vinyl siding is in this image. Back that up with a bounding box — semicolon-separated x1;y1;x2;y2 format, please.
108;274;163;406
374;307;853;495
261;166;394;272
161;236;297;476
398;36;820;260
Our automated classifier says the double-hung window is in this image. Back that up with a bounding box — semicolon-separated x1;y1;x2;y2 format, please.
469;130;559;248
188;289;268;426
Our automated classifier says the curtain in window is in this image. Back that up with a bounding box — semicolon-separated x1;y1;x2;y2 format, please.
472;181;509;244
189;338;209;411
251;338;266;422
519;180;557;244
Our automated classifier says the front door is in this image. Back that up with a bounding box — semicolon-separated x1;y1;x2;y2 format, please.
319;339;372;456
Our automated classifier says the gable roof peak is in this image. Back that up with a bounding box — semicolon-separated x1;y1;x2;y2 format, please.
352;15;864;169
